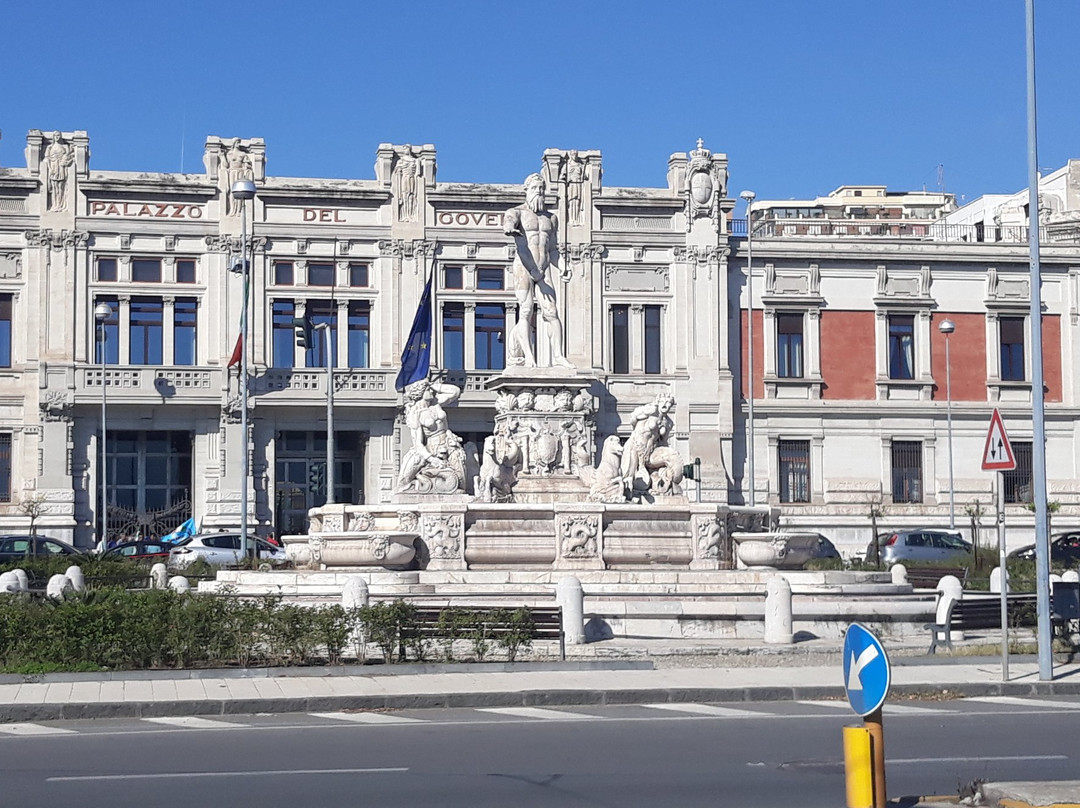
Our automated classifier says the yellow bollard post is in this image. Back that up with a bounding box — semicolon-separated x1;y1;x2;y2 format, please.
843;725;874;808
865;706;887;807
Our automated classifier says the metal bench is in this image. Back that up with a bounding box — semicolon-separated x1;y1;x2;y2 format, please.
926;593;1037;653
905;566;970;590
406;605;565;660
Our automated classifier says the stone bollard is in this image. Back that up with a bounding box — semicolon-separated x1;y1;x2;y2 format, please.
937;575;964;643
65;565;85;593
150;563;168;590
764;575;794;644
342;576;370;609
0;571;20;594
989;566;1010;594
890;564;908;586
556;575;585;645
11;569;28;592
168;576;191;593
46;574;72;600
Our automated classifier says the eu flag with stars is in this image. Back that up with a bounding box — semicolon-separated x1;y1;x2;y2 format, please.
395;274;433;392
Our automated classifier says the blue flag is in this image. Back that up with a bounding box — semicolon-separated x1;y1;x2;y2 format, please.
161;517;197;544
395;274;433;391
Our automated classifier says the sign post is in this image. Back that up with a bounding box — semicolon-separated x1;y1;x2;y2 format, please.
843;623;891;807
981;408;1016;681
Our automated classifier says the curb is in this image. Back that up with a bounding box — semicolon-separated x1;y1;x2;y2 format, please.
5;678;1080;724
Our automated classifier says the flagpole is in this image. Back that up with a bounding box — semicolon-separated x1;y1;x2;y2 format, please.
429;261;438;376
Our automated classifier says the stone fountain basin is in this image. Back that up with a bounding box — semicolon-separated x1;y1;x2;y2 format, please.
282;532;417;568
731;531;827;570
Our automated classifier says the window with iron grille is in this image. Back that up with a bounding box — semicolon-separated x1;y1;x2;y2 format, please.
778;439;810;503
1004;441;1034;504
1000;317;1025;381
888;314;914;379
777;312;804;378
891;440;923;503
0;433;10;502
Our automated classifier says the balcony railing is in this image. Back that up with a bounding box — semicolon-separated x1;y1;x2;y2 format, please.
79;367;219;403
732;217;1080;244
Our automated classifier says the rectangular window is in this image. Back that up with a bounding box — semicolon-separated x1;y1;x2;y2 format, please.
1004;441;1034;504
477;267;504;290
778;439;810;503
444;265;463;289
777;313;804;378
306;300;336;368
347;301;370;368
307;263;335;287
173;298;197;366
271;300;295;369
475;303;505;370
132;259;162;283
129;297;163;365
0;294;10;368
176;259;196;284
888;314;915;380
891;440;922;503
348;264;369;288
644;305;661;374
0;433;9;503
97;257;117;282
94;297;119;364
611;305;629;374
1000;316;1025;381
274;262;294;286
442;302;465;370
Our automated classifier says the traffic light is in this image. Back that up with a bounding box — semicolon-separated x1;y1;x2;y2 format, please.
308;462;326;494
293;316;311;348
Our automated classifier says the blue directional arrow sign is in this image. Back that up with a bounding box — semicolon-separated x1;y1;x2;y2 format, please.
843;622;891;717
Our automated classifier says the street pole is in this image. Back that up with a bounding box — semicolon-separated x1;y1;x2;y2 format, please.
317;322;335;504
94;302;112;551
939;319;956;529
740;190;756;507
1024;0;1053;682
232;179;257;559
997;470;1009;682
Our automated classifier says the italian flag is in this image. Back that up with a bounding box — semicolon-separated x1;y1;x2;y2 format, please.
227;260;248;369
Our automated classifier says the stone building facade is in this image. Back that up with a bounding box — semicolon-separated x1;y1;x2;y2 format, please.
0;130;1076;555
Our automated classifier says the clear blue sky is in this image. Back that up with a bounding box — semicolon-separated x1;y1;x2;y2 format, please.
4;1;1078;209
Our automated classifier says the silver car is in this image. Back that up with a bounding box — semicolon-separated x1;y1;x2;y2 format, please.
866;528;972;566
168;532;287;569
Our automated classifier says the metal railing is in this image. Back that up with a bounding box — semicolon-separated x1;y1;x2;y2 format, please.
731;217;1080;244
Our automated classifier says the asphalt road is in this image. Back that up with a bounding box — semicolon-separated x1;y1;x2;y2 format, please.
3;696;1079;808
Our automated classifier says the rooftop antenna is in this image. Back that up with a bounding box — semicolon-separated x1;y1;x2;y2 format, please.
937;164;945;194
180;112;186;174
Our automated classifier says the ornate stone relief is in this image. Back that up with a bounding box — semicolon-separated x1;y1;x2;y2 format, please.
558;513;599;558
392;145;424;223
39;391;73;423
693;515;726;559
684;139;728;231
422;513;463;559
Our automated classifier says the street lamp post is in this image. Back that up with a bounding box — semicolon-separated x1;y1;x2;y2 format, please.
315;322;335;505
94;302;112;551
939;318;956;529
232;179;257;559
740;190;757;507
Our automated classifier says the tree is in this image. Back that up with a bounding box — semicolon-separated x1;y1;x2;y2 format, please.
866;495;887;568
963;499;985;567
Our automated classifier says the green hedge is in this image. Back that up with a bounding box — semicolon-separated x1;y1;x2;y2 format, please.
0;590;543;673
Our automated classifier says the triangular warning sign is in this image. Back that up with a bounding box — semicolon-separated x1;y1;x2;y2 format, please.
981;408;1017;471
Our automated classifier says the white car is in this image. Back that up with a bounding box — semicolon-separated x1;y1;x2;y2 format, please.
168;532;287;569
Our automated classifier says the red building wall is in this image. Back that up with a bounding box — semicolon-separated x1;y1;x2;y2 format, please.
821;311;876;400
931;312;986;402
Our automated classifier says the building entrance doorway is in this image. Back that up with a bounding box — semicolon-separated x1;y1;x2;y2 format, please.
101;430;192;543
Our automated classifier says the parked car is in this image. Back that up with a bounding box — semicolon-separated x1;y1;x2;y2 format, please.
774;532;843;569
168;532;287;569
865;528;972;566
0;534;84;561
102;539;182;563
1008;531;1080;566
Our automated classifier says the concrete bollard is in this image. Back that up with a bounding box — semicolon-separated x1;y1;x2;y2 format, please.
65;565;85;593
937;575;964;643
46;574;72;600
890;564;908;586
1063;570;1079;583
11;569;28;592
168;576;191;593
342;576;370;609
149;563;168;590
556;575;585;645
989;566;1010;594
764;575;794;644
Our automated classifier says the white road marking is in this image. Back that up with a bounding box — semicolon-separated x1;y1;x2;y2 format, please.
142;717;245;729
966;696;1080;710
890;755;1067;764
796;700;949;715
48;767;408;782
0;723;76;736
309;711;424;724
477;707;598;721
644;703;764;717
